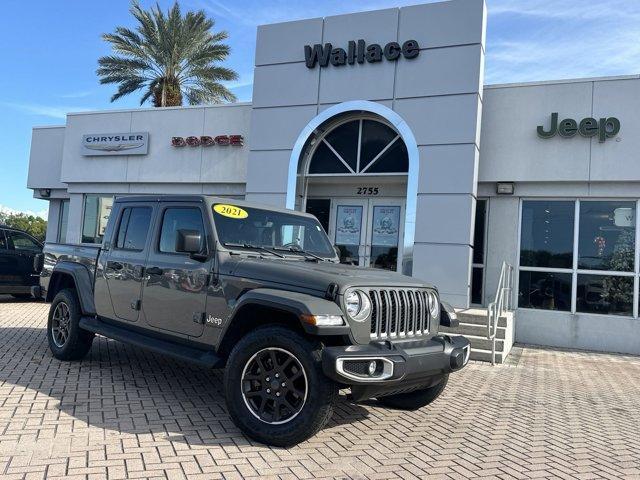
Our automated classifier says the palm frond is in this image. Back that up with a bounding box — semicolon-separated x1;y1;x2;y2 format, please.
98;0;237;106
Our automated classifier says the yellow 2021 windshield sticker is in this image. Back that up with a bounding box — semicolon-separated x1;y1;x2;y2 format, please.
213;204;248;219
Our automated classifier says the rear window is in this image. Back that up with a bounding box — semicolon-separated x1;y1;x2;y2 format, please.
115;207;152;251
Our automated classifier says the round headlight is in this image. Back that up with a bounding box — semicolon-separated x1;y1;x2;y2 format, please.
344;289;371;322
428;290;439;319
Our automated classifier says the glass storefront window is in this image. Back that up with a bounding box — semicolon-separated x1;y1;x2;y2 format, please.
471;199;487;305
519;199;638;317
58;199;69;243
578;201;635;272
518;270;572;312
82;195;114;244
576;274;634;316
520;200;574;269
471;267;484;305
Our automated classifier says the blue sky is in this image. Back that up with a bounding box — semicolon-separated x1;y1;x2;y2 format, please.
2;0;640;216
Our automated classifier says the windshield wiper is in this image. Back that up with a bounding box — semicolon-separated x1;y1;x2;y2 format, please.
222;242;285;258
274;246;325;262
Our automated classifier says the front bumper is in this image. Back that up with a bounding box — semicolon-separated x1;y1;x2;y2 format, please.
322;334;470;401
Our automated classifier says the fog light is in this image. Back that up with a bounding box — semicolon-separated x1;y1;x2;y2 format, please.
450;348;465;370
368;360;377;376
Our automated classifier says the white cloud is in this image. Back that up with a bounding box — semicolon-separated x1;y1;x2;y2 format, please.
225;73;254;91
58;89;94;99
489;0;640;21
485;0;640;84
0;204;48;220
1;101;94;119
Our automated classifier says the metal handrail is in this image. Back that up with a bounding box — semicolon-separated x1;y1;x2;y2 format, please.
486;261;513;365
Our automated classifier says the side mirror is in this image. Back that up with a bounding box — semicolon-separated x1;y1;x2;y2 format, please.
176;229;203;255
439;301;459;328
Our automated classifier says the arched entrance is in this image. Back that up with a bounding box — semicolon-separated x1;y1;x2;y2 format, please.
286;101;419;274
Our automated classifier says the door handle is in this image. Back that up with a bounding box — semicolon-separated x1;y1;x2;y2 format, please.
146;266;164;276
108;261;123;271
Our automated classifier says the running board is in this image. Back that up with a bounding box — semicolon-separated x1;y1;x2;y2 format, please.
79;316;223;368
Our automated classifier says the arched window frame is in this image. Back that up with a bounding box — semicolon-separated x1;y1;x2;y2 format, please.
301;114;408;177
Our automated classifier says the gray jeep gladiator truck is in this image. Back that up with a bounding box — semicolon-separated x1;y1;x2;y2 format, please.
41;195;469;446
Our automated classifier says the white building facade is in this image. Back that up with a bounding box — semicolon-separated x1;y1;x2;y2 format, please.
27;0;640;355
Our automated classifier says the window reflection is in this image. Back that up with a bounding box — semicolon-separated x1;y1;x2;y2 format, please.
520;201;574;269
82;195;114;244
518;270;572;312
576;274;633;316
578;201;635;272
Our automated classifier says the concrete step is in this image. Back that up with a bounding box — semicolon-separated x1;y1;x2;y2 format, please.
440;322;506;340
455;312;508;328
470;348;504;364
463;334;504;352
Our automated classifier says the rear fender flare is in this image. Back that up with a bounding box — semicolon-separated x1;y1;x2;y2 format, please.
47;262;96;316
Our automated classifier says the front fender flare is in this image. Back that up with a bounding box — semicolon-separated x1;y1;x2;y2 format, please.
48;262;96;316
227;288;349;336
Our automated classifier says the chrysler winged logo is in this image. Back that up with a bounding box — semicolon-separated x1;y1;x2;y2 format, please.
82;132;149;156
84;142;145;152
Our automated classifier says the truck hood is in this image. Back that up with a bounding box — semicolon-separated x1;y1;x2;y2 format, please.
225;256;434;293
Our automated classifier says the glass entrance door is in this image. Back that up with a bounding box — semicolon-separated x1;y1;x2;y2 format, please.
366;198;404;271
327;198;405;271
331;200;368;266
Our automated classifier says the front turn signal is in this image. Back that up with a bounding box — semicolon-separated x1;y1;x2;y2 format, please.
300;314;345;326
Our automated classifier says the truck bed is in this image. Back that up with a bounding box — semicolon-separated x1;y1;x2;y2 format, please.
40;243;101;295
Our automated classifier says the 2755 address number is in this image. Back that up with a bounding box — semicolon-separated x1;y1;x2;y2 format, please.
356;187;379;195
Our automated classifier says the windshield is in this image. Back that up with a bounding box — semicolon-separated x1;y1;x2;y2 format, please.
212;204;335;258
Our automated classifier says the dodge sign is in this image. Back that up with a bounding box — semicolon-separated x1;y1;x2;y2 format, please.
82;132;149;156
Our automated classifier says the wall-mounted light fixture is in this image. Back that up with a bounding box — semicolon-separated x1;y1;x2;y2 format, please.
38;189;51;198
496;182;515;195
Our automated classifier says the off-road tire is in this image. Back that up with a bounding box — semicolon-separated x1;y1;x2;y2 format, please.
377;374;449;410
224;325;338;447
47;289;94;361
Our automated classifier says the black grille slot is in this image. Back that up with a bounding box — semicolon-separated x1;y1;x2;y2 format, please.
389;291;398;335
370;290;378;335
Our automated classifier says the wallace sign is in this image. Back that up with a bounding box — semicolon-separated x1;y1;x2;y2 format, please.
304;39;419;68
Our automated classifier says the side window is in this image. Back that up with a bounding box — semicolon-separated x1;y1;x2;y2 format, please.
159;207;205;254
116;209;132;249
115;207;152;251
6;231;41;252
0;231;7;250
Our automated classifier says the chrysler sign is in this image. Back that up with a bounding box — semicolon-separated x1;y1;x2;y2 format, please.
82;132;149;156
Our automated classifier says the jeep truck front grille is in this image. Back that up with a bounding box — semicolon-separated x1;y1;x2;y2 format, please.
369;289;430;339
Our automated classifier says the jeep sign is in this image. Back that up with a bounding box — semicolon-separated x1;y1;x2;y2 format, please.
82;132;149;156
304;39;419;68
537;113;620;142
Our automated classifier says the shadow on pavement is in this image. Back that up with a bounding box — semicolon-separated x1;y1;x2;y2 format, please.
0;324;371;448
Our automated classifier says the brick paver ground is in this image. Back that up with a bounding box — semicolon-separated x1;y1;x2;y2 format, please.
0;296;639;480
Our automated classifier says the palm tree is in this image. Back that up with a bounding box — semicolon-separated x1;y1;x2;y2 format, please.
97;1;238;107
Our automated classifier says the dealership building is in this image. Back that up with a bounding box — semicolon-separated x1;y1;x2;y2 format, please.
27;0;640;356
